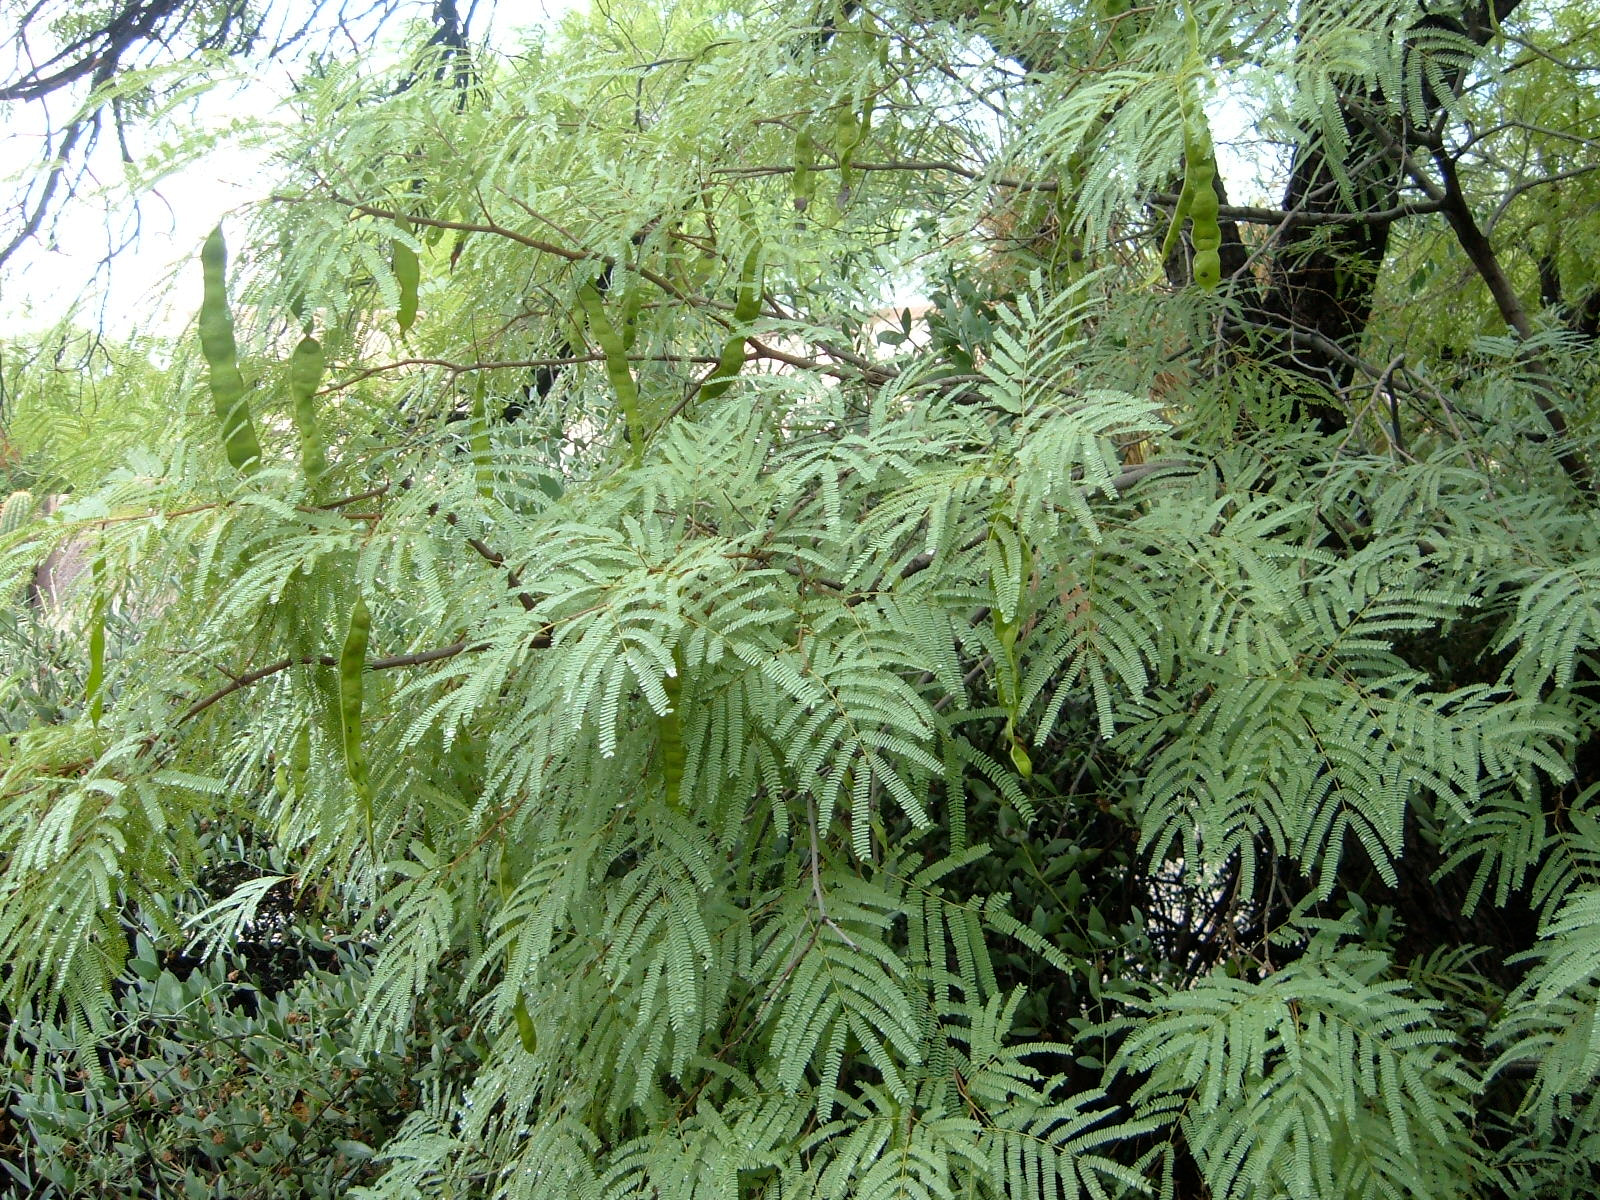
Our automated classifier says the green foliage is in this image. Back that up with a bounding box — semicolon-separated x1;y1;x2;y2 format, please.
2;931;466;1198
4;0;1600;1197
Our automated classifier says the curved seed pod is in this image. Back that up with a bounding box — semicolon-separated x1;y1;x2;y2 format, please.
579;283;643;462
339;593;373;837
732;200;763;324
513;995;538;1053
1185;115;1221;288
199;226;263;473
289;336;328;488
834;106;862;201
469;378;494;498
659;666;684;809
701;339;749;405
619;270;644;352
290;725;311;796
0;490;34;536
393;237;420;335
793;127;816;214
1008;730;1034;781
86;557;107;726
700;211;763;404
1158;147;1197;269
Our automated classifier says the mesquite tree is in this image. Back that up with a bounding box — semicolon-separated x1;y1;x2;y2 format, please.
3;1;1600;1196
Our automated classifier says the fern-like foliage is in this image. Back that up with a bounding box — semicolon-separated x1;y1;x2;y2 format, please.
5;0;1600;1197
1115;944;1484;1199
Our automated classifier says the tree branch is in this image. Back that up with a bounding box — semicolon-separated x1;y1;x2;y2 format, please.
178;639;488;724
1386;133;1594;493
298;192;718;318
1148;193;1444;227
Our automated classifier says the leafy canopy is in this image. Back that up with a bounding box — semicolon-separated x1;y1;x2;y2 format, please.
3;0;1600;1197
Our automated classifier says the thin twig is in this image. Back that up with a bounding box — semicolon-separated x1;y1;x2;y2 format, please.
807;792;858;949
179;640;482;724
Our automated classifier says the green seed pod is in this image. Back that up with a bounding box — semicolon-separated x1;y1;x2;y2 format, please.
339;593;372;830
1186;120;1221;263
86;557;107;726
733;253;762;325
659;666;684;810
834;106;862;200
793;127;816;214
1190;183;1221;250
1187;154;1221;287
289;336;328;489
290;725;311;795
1159;177;1196;268
702;338;749;405
0;490;34;536
579;283;643;462
619;270;644;352
1009;734;1034;781
393;237;420;336
1176;101;1222;288
700;211;763;404
469;378;494;499
513;995;538;1053
199;226;263;473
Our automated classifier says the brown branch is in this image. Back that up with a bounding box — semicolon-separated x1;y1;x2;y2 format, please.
0;81;101;265
745;337;855;382
1149;192;1444;227
312;483;391;510
179;654;333;722
1399;137;1593;493
321;351;721;395
710;159;1058;191
1485;162;1600;235
320;355;594;394
294;192;721;319
179;639;484;724
443;510;535;611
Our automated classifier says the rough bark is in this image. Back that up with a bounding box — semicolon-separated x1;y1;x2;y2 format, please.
1229;4;1525;425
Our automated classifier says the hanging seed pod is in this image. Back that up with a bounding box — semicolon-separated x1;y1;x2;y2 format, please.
469;378;494;499
393;235;420;335
288;336;328;489
86;557;107;726
701;211;763;404
579;283;643;462
1185;111;1221;289
834;106;862;202
199;226;263;473
513;995;538;1053
793;127;817;215
339;593;373;843
619;270;644;352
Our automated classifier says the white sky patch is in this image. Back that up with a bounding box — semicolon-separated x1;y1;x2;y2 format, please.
1;74;290;334
1208;75;1288;208
0;0;584;337
0;4;1286;339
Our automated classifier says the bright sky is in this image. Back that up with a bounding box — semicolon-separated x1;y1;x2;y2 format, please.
0;1;581;337
0;3;1280;339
